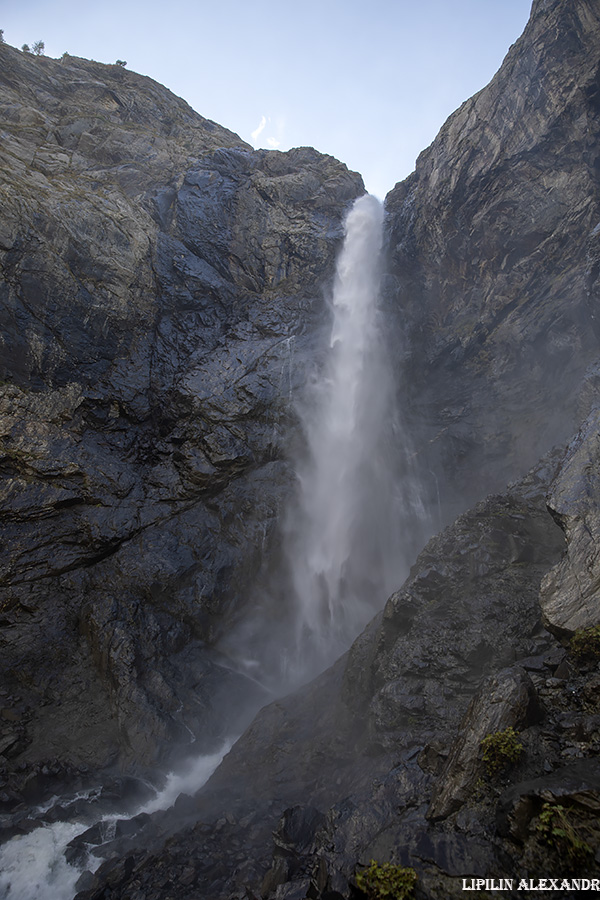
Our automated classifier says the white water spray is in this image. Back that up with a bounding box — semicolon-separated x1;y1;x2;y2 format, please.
0;822;91;900
0;744;230;900
284;194;405;677
138;740;232;815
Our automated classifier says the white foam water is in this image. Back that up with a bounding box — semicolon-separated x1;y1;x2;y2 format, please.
0;742;231;900
0;822;90;900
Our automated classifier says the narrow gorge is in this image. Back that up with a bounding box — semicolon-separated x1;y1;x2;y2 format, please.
1;0;600;897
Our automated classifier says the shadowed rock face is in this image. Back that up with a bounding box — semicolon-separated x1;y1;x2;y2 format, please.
74;440;599;899
385;0;600;525
0;43;364;770
541;407;600;635
68;2;600;896
4;1;600;897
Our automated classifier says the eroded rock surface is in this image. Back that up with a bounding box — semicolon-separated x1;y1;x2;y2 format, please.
75;444;599;899
385;0;600;524
0;42;364;772
541;408;600;635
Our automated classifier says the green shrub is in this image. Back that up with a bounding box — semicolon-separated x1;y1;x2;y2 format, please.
355;860;417;899
570;624;600;661
535;802;593;867
480;726;523;775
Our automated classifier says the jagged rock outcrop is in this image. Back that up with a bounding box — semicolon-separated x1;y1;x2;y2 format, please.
0;42;364;772
75;441;600;899
427;667;540;821
4;0;600;897
385;0;600;524
66;1;600;896
540;407;600;635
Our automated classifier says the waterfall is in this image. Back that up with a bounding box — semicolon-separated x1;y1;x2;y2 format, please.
218;191;425;687
282;193;406;678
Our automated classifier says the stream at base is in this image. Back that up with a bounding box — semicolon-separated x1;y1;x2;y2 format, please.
0;742;231;900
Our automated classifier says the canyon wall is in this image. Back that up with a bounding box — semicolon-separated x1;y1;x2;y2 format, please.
1;0;600;896
0;43;363;770
385;0;600;523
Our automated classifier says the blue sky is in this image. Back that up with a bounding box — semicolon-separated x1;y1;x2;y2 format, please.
1;0;532;197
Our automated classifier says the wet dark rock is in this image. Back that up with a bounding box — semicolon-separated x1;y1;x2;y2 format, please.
0;733;20;757
540;408;600;635
427;667;539;821
417;741;448;777
74;871;98;894
497;759;600;842
260;806;327;897
0;40;364;774
273;806;327;857
411;831;494;878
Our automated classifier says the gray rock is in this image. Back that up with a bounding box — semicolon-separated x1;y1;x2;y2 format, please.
384;0;600;528
497;759;600;841
427;667;538;821
0;42;364;770
540;408;600;635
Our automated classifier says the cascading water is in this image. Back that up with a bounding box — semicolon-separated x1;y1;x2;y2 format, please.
282;193;408;679
0;743;231;900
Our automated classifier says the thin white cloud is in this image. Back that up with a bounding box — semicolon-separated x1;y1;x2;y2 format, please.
251;115;267;143
250;114;286;150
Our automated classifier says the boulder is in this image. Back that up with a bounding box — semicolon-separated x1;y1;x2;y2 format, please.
427;667;539;821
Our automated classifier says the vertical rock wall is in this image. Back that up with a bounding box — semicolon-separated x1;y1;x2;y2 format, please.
0;44;364;769
384;0;600;525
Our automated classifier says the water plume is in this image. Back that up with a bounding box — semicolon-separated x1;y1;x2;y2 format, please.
282;193;408;679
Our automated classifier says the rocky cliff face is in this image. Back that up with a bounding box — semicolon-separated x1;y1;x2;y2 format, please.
385;0;600;524
70;439;600;900
0;43;364;774
2;0;600;897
